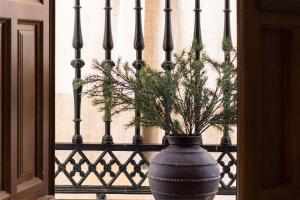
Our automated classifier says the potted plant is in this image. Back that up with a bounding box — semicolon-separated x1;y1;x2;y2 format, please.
80;44;237;200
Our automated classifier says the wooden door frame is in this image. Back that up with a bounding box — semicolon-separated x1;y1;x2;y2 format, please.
237;0;249;198
49;0;55;196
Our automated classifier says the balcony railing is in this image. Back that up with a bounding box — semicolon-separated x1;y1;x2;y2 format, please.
55;0;237;199
55;144;237;199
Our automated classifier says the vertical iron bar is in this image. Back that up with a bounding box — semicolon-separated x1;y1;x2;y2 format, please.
71;0;84;144
162;0;174;63
102;0;115;144
132;0;145;144
223;0;233;52
161;0;174;145
96;194;107;200
193;0;203;144
221;0;233;145
194;0;203;60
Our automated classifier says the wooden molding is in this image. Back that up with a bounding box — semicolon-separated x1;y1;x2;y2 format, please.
37;195;56;200
259;0;300;13
0;191;10;200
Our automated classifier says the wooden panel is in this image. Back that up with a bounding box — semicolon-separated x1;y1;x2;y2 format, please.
260;28;289;188
0;0;53;199
260;0;300;12
289;28;300;189
14;0;43;4
0;21;3;192
0;19;10;199
16;23;43;185
238;0;300;197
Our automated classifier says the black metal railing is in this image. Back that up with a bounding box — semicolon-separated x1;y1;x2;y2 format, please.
55;144;237;198
55;0;237;199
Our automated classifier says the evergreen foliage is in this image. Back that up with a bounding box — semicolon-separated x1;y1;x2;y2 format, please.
79;44;237;136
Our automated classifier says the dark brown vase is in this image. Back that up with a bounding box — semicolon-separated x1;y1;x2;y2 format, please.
148;136;220;200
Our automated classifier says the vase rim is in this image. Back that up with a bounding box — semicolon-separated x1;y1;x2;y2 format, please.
167;135;202;146
167;135;201;137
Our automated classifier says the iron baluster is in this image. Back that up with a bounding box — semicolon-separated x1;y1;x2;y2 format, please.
96;194;107;200
162;0;174;64
71;0;84;144
223;0;233;52
194;0;203;60
132;0;145;145
193;0;203;144
221;0;233;145
102;0;115;144
161;0;175;145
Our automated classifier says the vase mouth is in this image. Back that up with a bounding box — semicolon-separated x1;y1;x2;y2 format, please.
167;135;202;146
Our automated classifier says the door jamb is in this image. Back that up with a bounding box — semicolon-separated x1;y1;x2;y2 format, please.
49;0;55;196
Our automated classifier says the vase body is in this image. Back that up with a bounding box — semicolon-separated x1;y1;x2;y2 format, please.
148;136;220;200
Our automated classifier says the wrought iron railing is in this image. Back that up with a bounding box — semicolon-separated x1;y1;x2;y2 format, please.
55;144;237;199
55;0;237;199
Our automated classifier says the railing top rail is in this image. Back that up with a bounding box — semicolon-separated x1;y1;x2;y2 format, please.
55;143;237;152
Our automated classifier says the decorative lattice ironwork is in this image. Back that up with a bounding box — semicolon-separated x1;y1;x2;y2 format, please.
218;151;237;189
55;144;237;196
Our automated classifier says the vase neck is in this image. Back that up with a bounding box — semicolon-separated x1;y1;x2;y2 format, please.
167;136;202;147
